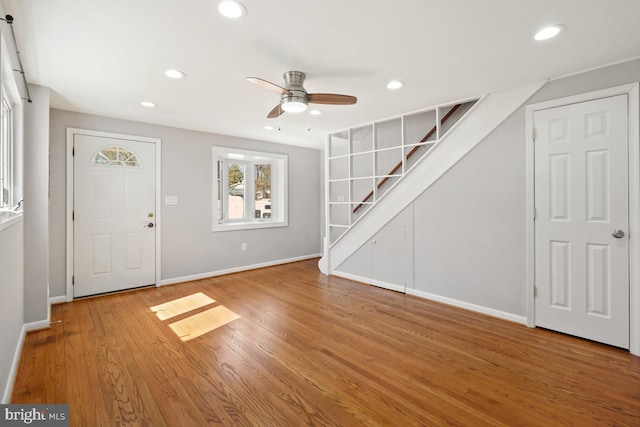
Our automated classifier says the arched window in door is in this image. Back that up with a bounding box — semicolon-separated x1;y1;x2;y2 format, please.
91;146;141;167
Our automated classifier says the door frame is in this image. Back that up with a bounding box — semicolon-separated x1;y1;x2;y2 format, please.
525;83;640;355
65;128;162;301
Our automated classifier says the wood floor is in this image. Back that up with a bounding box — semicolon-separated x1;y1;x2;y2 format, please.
12;259;640;426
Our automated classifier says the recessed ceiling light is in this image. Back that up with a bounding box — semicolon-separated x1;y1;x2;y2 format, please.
164;69;186;79
310;109;322;116
264;125;274;130
140;101;156;107
387;80;403;90
218;1;246;19
534;25;565;41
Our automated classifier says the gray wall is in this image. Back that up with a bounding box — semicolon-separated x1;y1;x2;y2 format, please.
0;221;23;403
337;58;640;317
0;0;26;401
49;110;322;296
23;84;50;323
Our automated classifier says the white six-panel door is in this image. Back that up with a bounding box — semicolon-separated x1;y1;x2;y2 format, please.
73;134;157;297
534;94;629;348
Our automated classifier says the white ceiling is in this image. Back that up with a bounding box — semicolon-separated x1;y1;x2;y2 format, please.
3;0;640;149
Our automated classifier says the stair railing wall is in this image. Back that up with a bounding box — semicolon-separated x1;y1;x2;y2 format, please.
326;97;479;247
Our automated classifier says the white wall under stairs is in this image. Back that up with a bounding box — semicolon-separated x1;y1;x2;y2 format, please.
319;81;545;275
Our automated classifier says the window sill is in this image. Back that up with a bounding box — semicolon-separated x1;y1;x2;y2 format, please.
0;209;23;232
213;220;287;233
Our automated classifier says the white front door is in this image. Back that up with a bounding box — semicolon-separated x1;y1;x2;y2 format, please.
73;134;157;297
534;94;629;348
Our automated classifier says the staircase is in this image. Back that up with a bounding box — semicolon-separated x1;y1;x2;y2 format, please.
319;81;546;274
352;103;465;214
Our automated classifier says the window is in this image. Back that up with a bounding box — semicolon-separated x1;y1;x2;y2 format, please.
0;89;12;208
213;147;287;231
0;31;23;230
92;146;141;167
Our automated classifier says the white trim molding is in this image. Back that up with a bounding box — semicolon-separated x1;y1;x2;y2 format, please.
49;295;67;305
66;128;162;302
525;82;640;356
2;326;26;404
2;319;57;403
330;270;371;285
406;289;527;325
160;254;322;286
330;270;526;324
331;270;407;294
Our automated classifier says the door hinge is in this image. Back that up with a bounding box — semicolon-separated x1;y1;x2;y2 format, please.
72;146;75;156
532;129;536;141
533;208;537;219
72;275;75;285
534;286;537;297
72;211;75;221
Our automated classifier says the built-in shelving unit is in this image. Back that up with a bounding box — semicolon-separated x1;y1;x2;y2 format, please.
326;98;478;245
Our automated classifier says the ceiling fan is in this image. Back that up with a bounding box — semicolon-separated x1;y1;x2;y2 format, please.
247;71;357;118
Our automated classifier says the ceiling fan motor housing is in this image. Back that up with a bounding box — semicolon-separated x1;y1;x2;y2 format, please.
281;71;308;105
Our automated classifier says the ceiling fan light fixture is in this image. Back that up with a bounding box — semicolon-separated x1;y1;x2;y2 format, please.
164;69;186;79
534;25;564;41
310;109;322;116
217;1;246;19
140;101;156;107
387;80;403;90
281;100;308;113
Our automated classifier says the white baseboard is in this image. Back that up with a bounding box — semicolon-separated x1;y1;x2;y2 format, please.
371;279;405;293
49;296;67;305
2;325;26;404
330;270;370;285
160;254;322;286
406;288;527;325
24;320;51;332
2;318;53;403
330;270;525;324
331;271;405;294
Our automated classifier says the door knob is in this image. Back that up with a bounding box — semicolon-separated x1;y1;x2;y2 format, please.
612;229;625;239
145;222;155;228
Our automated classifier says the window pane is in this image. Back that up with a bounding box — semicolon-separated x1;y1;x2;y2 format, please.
216;160;223;221
0;94;11;207
227;163;244;219
254;164;271;219
212;146;287;232
91;146;140;167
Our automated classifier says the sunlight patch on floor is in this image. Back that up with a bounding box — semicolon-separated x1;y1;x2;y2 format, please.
150;292;215;320
168;305;240;341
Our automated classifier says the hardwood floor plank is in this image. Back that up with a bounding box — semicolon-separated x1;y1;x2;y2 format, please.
11;259;640;426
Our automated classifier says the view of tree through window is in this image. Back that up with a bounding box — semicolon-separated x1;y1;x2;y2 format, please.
213;146;287;231
227;163;245;219
254;164;271;218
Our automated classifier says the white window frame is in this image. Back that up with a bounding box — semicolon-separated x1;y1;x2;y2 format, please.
0;31;24;232
213;146;288;232
0;87;12;208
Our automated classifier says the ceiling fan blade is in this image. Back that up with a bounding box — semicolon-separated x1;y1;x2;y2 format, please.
247;77;292;95
308;93;357;105
267;104;284;119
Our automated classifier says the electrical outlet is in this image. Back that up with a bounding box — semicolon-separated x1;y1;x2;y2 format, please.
241;243;247;251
